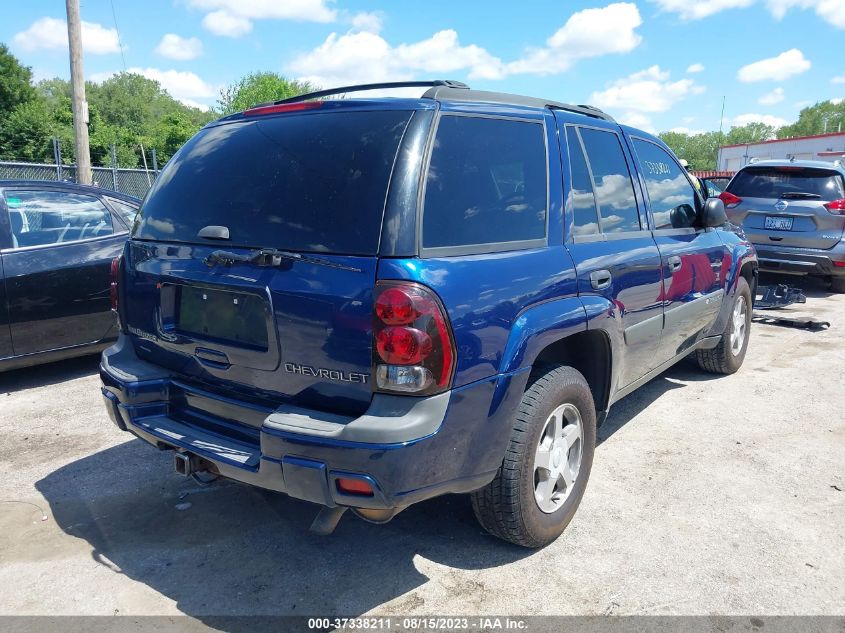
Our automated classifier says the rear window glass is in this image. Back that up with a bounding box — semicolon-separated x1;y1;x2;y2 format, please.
422;115;547;250
134;110;412;254
727;167;845;201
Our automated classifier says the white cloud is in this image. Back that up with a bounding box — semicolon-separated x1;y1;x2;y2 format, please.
191;0;336;37
202;11;252;37
619;112;656;133
654;0;845;27
288;3;644;88
155;34;204;60
832;75;845;84
686;63;705;73
12;16;120;55
350;11;384;34
737;49;811;82
670;126;706;134
767;0;845;28
589;66;705;115
732;112;789;127
758;87;785;104
506;3;643;75
91;67;216;108
288;29;505;88
651;0;754;20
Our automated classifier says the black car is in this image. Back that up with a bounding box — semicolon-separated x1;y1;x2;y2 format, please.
0;180;140;371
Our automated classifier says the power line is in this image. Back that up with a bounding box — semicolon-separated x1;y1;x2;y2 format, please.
109;0;128;71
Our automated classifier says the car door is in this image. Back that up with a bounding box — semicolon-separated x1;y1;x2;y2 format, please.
0;203;13;359
1;187;127;356
557;117;665;389
628;136;728;361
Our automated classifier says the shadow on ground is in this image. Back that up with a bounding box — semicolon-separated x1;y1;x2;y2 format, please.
0;354;100;395
32;356;710;623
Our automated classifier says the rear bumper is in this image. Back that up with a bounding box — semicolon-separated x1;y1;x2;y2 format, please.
100;335;529;510
753;241;845;276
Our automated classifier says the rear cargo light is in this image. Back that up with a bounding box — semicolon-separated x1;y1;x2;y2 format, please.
823;198;845;214
243;101;323;116
719;191;742;208
373;281;455;395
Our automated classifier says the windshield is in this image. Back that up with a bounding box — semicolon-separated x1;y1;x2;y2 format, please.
727;166;845;201
134;110;412;254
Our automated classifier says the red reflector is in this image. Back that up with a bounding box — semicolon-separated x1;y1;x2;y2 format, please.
719;191;742;208
336;478;374;496
243;101;323;116
833;261;845;268
824;198;845;214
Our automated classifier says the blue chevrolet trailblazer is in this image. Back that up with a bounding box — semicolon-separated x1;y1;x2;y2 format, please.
100;80;758;547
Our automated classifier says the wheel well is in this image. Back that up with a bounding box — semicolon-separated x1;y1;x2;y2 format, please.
740;261;758;302
532;330;611;415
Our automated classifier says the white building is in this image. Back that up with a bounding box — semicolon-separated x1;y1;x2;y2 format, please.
717;132;845;172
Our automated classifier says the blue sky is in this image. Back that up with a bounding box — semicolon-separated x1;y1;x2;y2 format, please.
3;1;843;134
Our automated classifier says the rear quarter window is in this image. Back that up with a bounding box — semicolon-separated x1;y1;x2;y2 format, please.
421;115;547;252
728;167;845;201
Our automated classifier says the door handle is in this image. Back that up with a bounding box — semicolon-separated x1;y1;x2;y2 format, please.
667;256;682;273
590;269;612;290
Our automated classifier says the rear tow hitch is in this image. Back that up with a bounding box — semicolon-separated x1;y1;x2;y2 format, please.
174;452;195;476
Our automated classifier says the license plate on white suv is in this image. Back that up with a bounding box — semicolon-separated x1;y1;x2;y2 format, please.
765;216;794;231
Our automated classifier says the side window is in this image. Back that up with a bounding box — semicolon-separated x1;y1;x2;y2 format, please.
633;139;699;230
422;115;547;250
566;127;600;236
4;190;114;249
105;197;139;228
578;127;641;233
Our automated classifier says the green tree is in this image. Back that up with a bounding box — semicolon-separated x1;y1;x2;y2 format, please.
0;43;36;122
659;130;723;171
725;122;775;145
778;100;845;138
0;99;56;162
151;112;197;163
218;72;315;115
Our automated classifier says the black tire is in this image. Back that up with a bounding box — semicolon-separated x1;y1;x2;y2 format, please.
695;277;752;374
830;277;845;294
471;365;596;548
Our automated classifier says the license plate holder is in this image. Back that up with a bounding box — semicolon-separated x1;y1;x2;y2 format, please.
765;216;793;231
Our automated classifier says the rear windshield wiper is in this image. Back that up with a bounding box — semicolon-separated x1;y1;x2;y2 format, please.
204;248;362;272
779;192;821;199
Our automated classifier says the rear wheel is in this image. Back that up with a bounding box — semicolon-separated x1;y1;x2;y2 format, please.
696;277;752;374
830;276;845;294
471;365;596;548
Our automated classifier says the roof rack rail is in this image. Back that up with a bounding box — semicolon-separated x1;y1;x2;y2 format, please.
273;80;470;105
420;86;614;121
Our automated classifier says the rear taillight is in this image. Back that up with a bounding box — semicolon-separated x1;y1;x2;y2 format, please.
373;282;455;395
110;256;120;312
823;198;845;214
719;191;742;208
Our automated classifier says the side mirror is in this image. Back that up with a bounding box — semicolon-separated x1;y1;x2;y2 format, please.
701;197;727;228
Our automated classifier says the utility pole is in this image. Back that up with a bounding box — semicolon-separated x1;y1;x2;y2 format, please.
66;0;91;184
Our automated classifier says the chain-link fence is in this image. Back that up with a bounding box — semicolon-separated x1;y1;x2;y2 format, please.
0;161;157;199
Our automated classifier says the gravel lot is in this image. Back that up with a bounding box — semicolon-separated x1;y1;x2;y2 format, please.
1;272;843;622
